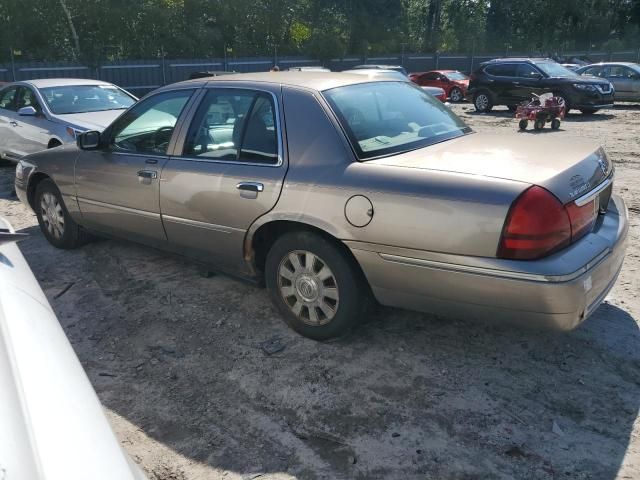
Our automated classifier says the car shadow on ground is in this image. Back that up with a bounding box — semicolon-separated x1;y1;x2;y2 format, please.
15;228;639;480
564;113;616;122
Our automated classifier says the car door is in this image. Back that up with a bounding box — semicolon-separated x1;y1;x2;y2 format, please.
418;72;440;87
607;65;634;100
514;63;546;100
0;86;20;161
483;64;519;103
160;86;286;272
75;88;196;243
11;86;51;156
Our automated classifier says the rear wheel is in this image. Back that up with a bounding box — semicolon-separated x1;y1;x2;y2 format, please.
551;118;561;130
265;231;369;340
473;91;493;112
35;179;89;249
449;87;464;102
518;119;528;130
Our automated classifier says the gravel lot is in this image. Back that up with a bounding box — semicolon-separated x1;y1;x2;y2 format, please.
1;103;639;480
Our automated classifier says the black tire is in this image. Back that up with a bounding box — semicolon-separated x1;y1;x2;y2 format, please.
534;119;545;131
580;108;597;115
518;119;528;130
34;179;89;249
265;231;370;340
449;87;464;102
473;91;493;112
551;118;561;130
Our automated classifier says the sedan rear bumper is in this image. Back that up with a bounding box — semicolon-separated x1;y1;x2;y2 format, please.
348;194;628;330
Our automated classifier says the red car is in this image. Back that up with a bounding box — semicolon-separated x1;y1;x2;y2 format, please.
409;70;469;102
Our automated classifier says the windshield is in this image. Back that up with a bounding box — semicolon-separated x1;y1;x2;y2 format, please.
323;81;471;160
535;62;577;78
446;71;468;81
40;85;136;114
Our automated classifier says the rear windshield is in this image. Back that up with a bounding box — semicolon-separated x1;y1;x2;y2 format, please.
323;81;471;160
40;84;136;114
535;62;577;78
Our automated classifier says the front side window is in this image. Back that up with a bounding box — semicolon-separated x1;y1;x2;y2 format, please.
17;87;42;112
324;81;471;160
110;89;193;155
516;64;542;78
535;62;576;78
582;66;604;77
0;87;18;111
39;84;136;114
423;72;440;81
182;89;278;164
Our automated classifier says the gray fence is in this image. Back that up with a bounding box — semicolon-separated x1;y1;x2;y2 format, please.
2;49;639;98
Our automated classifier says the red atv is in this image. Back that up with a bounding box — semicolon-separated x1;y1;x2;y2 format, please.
515;93;566;131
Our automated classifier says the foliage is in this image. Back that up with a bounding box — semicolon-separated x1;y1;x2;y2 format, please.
0;0;639;62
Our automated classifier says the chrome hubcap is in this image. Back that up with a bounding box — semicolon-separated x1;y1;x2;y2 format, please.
451;89;462;101
40;192;64;239
476;94;488;110
278;250;339;326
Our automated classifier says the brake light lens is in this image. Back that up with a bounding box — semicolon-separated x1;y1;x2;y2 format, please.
498;186;600;260
566;198;597;240
498;186;570;260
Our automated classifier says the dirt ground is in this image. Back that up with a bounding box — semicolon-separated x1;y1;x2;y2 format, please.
1;102;639;480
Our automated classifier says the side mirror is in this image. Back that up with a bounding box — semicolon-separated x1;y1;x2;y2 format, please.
77;131;101;150
531;72;543;79
18;106;37;116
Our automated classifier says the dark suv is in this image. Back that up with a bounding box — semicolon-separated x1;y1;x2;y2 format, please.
467;58;615;114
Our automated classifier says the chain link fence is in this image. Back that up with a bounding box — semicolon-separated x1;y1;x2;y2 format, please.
2;49;639;97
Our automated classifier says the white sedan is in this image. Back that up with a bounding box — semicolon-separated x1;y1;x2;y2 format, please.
0;78;136;162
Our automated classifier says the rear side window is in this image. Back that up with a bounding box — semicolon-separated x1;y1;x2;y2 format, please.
609;66;635;78
0;86;18;111
485;64;517;77
182;89;279;164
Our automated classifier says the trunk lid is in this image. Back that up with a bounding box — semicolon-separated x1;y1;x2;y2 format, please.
368;133;611;204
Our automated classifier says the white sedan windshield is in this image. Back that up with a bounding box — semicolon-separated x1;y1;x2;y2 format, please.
40;85;136;114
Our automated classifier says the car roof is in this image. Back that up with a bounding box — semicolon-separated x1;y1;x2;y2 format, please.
160;71;399;93
15;78;116;88
580;62;638;67
483;57;553;64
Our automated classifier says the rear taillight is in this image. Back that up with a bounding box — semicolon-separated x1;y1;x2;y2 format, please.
498;186;571;260
498;186;599;260
566;198;597;240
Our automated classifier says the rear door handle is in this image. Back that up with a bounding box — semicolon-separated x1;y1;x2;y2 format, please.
137;170;157;179
236;182;264;193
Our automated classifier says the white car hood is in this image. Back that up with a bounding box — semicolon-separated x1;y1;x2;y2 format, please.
52;109;126;131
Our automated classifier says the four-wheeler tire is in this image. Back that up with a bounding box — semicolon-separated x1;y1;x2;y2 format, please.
534;119;545;131
551;118;561;130
580;108;597;115
473;91;493;112
34;179;89;249
265;231;370;340
449;87;464;103
518;119;528;130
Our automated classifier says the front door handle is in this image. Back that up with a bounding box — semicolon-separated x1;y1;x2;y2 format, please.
137;170;157;179
9;121;17;127
236;182;264;193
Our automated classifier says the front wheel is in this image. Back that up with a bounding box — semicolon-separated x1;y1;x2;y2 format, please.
551;118;561;130
518;119;528;130
265;231;369;340
449;87;464;102
473;91;493;112
35;179;89;249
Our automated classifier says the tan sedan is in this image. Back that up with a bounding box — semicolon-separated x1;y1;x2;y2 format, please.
15;72;628;339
